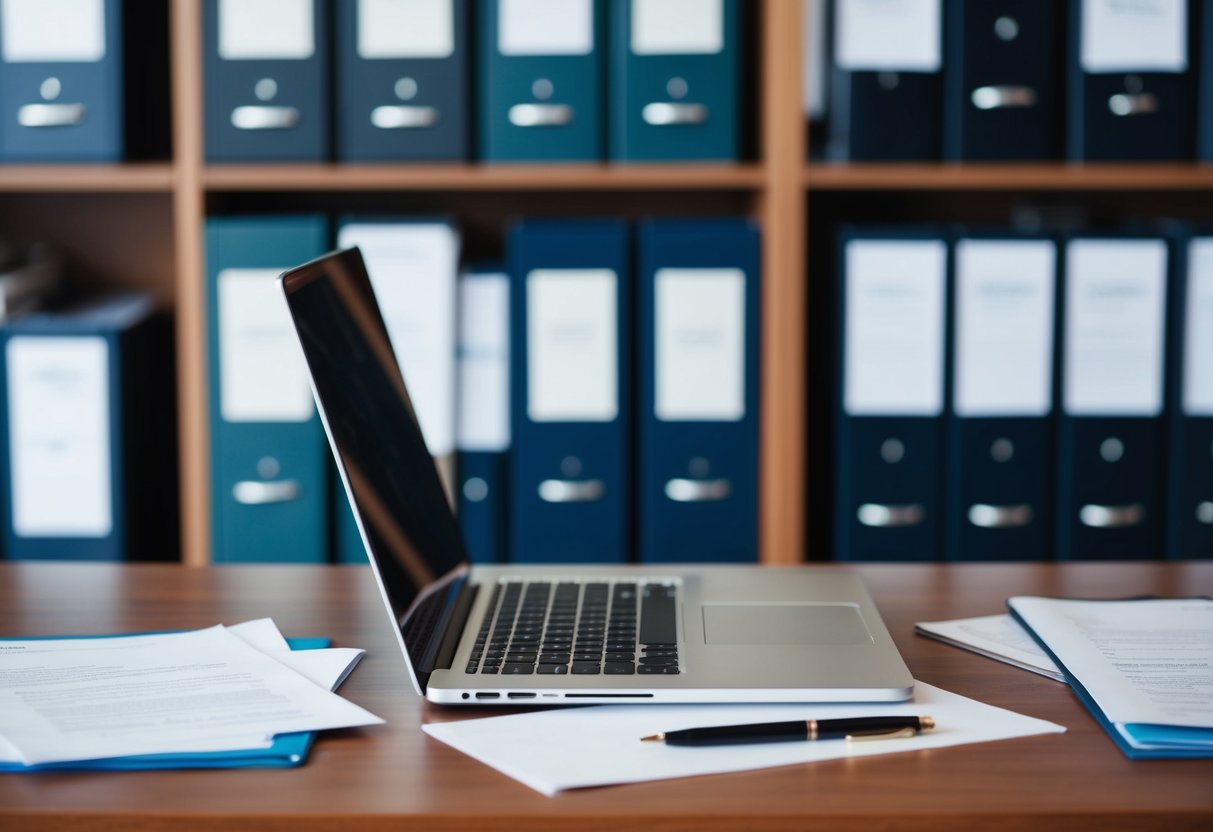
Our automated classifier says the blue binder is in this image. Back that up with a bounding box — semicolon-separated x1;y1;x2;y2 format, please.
636;218;759;563
943;0;1061;160
945;234;1058;562
1067;0;1195;161
477;0;605;161
509;220;629;563
336;0;469;161
827;0;943;160
203;0;331;162
1056;234;1170;560
206;216;329;563
0;294;176;561
1199;0;1213;160
456;263;511;564
608;0;740;161
836;228;948;561
0;0;169;161
1166;231;1213;559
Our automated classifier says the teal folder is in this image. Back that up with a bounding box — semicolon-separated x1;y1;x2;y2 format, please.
0;634;329;771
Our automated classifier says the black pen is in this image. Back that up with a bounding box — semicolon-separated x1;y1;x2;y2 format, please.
641;716;935;746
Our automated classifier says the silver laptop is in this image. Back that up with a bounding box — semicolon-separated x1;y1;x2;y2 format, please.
280;247;913;706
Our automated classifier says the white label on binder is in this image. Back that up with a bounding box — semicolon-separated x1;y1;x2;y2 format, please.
844;239;947;416
219;0;314;61
457;273;511;452
218;269;315;423
1;0;105;63
631;0;722;56
1063;239;1167;416
804;0;827;119
1183;239;1213;416
1081;0;1187;73
499;0;593;56
7;337;112;538
359;0;454;59
953;240;1056;418
527;269;617;422
835;0;941;72
655;268;745;422
339;223;459;457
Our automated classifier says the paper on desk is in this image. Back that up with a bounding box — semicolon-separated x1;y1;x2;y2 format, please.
0;624;382;765
422;681;1065;796
915;614;1065;682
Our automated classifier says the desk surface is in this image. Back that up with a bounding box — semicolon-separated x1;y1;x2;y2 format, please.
0;561;1210;832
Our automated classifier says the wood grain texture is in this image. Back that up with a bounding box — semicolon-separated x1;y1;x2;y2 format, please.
0;164;174;192
1;561;1210;832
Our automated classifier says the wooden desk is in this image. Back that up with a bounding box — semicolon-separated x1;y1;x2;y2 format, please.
1;561;1210;832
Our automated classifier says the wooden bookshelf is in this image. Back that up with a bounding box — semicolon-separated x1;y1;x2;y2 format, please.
806;163;1213;191
0;163;174;192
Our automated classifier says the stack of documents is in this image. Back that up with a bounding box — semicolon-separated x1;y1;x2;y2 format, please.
915;614;1065;682
0;620;382;771
1009;597;1213;759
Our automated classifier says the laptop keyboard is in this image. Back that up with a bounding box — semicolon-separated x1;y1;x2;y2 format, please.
464;579;681;676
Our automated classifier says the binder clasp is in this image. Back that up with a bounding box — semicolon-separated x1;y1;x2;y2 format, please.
970;86;1036;111
371;105;439;129
233;480;303;505
665;478;731;503
17;103;85;128
968;503;1034;529
1079;503;1145;529
857;503;925;528
642;103;709;126
231;105;301;130
1108;93;1158;117
538;479;605;503
509;104;573;128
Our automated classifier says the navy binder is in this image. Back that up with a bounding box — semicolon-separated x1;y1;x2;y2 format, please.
1067;0;1195;161
827;0;943;160
1199;0;1213;160
206;216;329;563
636;218;759;563
456;264;511;564
0;294;176;561
1166;232;1213;559
509;220;629;563
836;229;948;561
204;0;331;162
945;234;1057;561
477;0;605;161
943;0;1061;160
0;0;169;161
608;0;740;161
1056;235;1170;560
336;0;469;161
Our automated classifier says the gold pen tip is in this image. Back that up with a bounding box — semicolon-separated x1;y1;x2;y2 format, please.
640;733;665;743
920;716;935;731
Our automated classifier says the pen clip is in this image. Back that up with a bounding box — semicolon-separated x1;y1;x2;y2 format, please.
845;726;919;742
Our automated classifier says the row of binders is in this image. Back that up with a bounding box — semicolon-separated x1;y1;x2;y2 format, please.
807;0;1213;161
206;0;742;163
205;214;760;565
836;227;1213;562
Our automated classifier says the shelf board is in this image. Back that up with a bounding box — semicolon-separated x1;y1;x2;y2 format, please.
805;163;1213;191
204;163;766;192
0;163;175;193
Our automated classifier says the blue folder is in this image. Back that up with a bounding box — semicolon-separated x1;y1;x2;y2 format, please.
1199;0;1213;161
0;634;329;771
508;219;629;563
203;0;331;161
608;0;740;161
636;218;759;562
205;216;330;563
336;0;469;161
0;294;177;561
0;0;169;162
477;0;605;161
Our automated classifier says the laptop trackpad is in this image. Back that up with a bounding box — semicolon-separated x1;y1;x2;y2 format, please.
701;603;874;646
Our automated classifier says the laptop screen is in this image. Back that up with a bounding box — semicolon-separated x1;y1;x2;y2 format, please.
280;247;468;633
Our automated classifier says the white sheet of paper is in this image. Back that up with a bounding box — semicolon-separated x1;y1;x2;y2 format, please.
498;0;593;56
916;614;1064;682
0;626;382;765
1081;0;1187;73
1;0;105;62
227;617;293;653
358;0;454;59
457;270;511;453
1009;597;1213;730
1184;238;1213;416
835;0;941;72
423;681;1064;796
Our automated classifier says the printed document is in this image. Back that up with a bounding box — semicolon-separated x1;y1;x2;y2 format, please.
915;614;1064;682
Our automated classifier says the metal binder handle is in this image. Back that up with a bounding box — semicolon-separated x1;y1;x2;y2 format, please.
968;503;1034;529
17;103;86;127
231;105;301;130
1108;93;1158;117
857;503;925;528
642;102;709;126
508;103;573;127
970;85;1037;110
233;480;302;505
1079;503;1146;528
538;479;605;503
371;105;439;129
665;478;732;503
